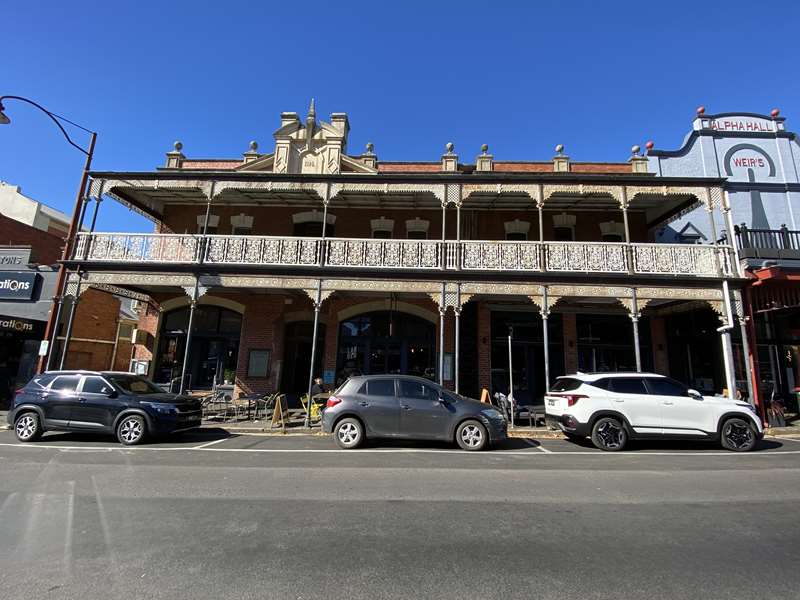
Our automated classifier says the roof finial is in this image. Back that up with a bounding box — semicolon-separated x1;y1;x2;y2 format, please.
307;98;316;120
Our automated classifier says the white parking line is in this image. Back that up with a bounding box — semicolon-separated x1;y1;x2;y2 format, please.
523;439;552;453
0;442;798;456
192;438;230;449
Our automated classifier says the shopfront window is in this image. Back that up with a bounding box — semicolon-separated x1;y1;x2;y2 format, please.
336;311;435;386
577;314;652;374
154;305;242;390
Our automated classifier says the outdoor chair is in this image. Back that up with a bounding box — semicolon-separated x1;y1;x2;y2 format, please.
253;393;276;421
300;394;325;422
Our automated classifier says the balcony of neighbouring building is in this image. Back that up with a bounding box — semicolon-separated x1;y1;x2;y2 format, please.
735;224;800;263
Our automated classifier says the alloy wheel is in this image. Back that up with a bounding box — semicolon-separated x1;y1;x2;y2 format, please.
596;420;624;450
723;421;754;450
119;418;143;444
337;422;360;446
15;415;37;441
460;424;484;448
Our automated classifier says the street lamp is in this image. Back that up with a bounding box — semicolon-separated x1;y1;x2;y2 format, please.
0;95;97;372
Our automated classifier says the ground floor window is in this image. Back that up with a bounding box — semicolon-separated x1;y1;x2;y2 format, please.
336;311;435;386
490;311;564;405
577;314;652;374
154;305;242;391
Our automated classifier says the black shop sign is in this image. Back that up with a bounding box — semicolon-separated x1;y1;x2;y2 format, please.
0;272;37;300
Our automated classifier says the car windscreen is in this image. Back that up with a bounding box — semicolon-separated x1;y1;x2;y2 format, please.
107;375;164;395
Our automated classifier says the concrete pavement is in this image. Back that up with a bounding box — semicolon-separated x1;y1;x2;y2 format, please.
0;429;799;599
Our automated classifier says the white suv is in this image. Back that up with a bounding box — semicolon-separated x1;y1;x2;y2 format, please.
545;372;763;452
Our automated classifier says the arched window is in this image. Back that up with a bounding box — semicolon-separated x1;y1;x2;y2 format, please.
292;210;336;237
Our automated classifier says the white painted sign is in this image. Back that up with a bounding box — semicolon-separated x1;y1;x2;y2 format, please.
704;116;775;133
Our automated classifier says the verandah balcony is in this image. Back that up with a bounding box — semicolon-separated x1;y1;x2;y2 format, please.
71;232;736;278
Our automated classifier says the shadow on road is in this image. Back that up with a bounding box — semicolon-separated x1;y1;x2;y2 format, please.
558;435;784;453
27;428;232;447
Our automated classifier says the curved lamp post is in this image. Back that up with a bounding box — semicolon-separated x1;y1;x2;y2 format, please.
0;95;97;372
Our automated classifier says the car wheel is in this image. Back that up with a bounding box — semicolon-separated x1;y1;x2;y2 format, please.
456;420;488;451
14;412;43;442
720;417;758;452
591;417;627;451
334;418;364;449
116;415;147;446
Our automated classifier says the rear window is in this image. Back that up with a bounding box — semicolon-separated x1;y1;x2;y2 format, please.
550;378;582;392
28;374;55;389
610;378;647;395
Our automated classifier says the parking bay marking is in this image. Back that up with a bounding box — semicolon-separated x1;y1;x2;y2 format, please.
0;442;798;457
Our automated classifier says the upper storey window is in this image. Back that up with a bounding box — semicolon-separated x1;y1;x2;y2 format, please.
230;213;254;236
504;219;530;241
292;210;336;237
552;212;576;241
196;214;220;235
371;217;394;239
599;221;625;243
406;217;429;240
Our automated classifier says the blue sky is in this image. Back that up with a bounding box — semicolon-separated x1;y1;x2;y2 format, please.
2;0;798;232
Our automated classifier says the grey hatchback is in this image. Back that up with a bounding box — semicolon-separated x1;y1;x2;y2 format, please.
321;375;507;450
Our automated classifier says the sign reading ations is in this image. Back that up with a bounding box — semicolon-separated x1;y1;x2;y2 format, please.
0;272;37;300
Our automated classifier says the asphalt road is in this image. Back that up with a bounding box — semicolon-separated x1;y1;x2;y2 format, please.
0;428;799;600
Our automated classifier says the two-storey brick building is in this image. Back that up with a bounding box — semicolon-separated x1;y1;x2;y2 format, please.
64;103;748;409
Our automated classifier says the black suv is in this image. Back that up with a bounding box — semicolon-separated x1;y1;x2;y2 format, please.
8;371;202;445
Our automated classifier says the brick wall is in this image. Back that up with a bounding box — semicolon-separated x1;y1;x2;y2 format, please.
0;212;64;263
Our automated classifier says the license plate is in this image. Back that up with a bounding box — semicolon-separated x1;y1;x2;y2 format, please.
548;400;555;406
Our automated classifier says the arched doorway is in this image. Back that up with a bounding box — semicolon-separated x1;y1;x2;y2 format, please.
154;305;242;390
336;311;436;386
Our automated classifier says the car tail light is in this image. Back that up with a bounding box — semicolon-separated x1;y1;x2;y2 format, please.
565;394;587;407
552;393;587;407
14;388;23;398
326;396;342;408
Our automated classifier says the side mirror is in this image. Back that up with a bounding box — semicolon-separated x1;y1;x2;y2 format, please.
687;389;702;400
107;390;118;399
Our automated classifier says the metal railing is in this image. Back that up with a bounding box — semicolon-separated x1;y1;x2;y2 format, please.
325;238;442;269
735;225;800;254
72;232;736;277
204;235;321;266
74;232;201;263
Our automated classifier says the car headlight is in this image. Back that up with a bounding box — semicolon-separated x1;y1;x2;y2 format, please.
143;402;178;414
481;408;503;420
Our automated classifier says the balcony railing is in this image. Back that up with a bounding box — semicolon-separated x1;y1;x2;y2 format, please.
735;225;800;260
72;232;736;278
